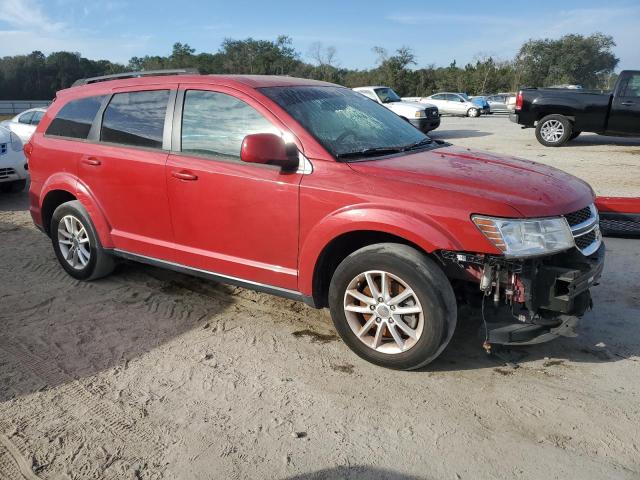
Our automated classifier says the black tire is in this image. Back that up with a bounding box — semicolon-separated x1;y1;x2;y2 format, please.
50;200;115;281
569;131;581;140
0;179;26;193
328;243;457;370
535;114;573;147
467;107;480;118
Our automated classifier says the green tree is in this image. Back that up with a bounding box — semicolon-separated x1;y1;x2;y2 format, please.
516;33;619;88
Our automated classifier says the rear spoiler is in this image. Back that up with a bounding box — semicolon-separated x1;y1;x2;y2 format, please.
596;197;640;237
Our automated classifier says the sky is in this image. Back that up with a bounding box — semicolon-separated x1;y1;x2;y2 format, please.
0;0;638;70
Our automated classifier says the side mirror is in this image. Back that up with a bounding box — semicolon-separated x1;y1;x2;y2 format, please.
240;133;299;171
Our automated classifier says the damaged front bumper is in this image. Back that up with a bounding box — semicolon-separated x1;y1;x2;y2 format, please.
439;243;605;346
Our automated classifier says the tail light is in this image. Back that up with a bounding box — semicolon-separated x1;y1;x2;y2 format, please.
24;141;33;160
515;91;523;111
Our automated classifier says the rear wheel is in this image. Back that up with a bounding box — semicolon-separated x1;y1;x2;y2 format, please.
535;114;573;147
51;200;115;281
328;243;456;370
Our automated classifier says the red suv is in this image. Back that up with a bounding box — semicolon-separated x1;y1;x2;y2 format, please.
26;70;604;370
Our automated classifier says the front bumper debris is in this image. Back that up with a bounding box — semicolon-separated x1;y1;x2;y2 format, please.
438;243;605;346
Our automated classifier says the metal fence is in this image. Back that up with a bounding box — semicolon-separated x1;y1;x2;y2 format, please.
0;100;51;115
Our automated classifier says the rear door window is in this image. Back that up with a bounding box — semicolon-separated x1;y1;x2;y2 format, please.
101;90;170;149
180;90;278;160
45;96;105;139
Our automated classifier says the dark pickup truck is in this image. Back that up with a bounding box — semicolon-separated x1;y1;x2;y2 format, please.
510;70;640;146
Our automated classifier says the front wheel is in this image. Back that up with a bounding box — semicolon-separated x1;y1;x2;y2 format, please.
535;114;573;147
467;107;480;118
328;244;457;370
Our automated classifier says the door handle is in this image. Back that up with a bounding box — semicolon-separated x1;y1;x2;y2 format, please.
621;101;634;106
82;157;101;166
172;171;198;181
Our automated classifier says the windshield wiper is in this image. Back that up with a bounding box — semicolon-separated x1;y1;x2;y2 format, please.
401;138;434;151
335;146;404;159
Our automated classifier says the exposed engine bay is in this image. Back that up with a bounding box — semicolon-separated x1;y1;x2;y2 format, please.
438;244;605;346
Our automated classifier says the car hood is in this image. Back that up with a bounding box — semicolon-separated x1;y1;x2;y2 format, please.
347;145;594;217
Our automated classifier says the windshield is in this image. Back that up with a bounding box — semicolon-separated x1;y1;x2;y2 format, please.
458;93;471;101
374;87;402;103
259;86;434;159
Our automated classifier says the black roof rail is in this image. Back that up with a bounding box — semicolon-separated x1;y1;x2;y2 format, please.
71;68;200;87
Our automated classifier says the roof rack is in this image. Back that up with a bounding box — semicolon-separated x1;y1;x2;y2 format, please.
71;68;200;87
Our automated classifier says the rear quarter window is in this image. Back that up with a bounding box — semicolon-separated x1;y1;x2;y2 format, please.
45;96;105;139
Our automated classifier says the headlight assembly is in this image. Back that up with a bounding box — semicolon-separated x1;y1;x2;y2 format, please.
472;215;574;258
414;110;426;118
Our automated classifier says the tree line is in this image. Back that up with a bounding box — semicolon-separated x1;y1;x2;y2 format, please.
0;33;619;100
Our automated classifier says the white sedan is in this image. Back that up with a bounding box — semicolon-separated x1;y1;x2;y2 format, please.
0;107;46;143
0;126;28;193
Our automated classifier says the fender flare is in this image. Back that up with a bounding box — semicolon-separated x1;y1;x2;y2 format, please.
297;206;464;296
40;174;114;248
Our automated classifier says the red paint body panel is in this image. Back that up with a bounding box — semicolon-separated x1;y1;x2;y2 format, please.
29;74;597;300
595;196;640;214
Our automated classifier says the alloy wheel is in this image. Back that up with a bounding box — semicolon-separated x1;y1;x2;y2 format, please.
343;270;424;354
540;120;565;143
57;214;91;270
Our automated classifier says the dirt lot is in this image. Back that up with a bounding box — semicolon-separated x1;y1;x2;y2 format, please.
1;116;639;480
431;115;640;196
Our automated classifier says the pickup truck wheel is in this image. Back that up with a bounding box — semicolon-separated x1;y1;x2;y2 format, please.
51;200;115;281
535;114;573;147
328;243;457;370
467;107;480;118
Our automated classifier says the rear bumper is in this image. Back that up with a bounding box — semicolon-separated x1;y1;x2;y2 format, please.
410;116;441;132
509;113;519;123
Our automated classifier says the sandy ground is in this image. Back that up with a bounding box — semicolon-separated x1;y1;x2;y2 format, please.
1;117;639;480
430;115;640;197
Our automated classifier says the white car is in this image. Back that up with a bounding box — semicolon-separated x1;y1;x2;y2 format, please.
0;108;46;143
0;126;28;192
405;92;481;117
353;86;440;133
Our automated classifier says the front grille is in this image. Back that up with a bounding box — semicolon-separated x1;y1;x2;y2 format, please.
0;167;16;179
426;108;439;118
564;206;592;227
600;214;640;236
575;229;596;249
0;143;7;155
564;204;601;255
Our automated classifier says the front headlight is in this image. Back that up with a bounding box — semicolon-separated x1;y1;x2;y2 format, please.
472;215;574;258
414;110;426;118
